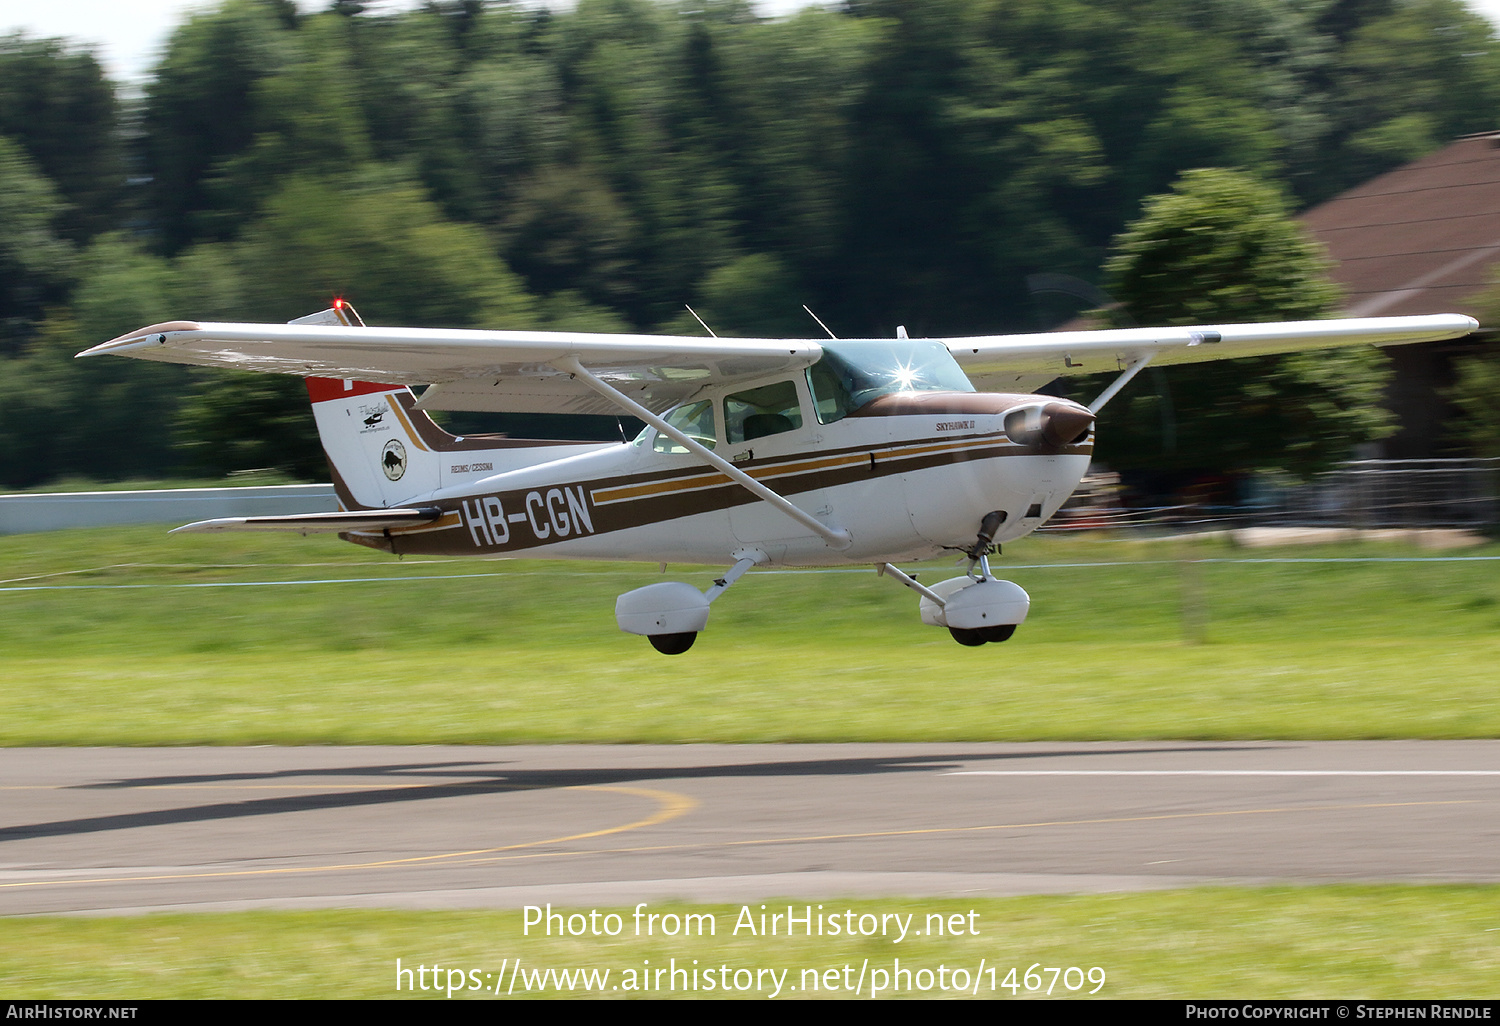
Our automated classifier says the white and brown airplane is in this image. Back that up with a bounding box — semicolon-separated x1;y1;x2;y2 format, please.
80;303;1477;653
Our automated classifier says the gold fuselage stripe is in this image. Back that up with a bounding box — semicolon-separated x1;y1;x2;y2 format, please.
589;434;1000;506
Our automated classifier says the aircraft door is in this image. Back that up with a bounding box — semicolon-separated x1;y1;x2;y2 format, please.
725;378;832;554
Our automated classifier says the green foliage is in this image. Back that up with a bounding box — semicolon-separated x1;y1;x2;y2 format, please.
142;0;296;251
1318;0;1500;197
0;312;186;488
0;136;75;353
662;252;808;337
174;371;324;479
535;290;632;332
235;171;536;328
6;0;1498;486
1445;350;1500;458
203;13;375;229
1443;281;1500;458
1097;168;1389;478
1105;168;1340;325
69;234;176;343
499;165;641;312
0;34;123;241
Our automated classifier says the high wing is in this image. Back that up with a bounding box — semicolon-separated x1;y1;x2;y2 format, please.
77;320;823;416
946;314;1479;394
78;313;1478;414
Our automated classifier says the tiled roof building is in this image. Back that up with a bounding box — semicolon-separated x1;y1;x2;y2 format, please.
1302;132;1500;456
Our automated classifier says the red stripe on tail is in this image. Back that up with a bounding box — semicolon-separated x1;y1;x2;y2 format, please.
305;378;404;403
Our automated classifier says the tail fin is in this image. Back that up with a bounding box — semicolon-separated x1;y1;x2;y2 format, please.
297;303;449;510
297;304;609;510
305;376;447;510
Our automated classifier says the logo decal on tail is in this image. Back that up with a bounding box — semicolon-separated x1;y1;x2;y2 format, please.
381;439;408;481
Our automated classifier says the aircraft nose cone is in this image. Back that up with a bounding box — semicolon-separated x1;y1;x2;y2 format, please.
1004;400;1094;449
1039;402;1094;447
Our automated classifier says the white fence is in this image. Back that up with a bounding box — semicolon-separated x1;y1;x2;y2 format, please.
1048;458;1500;532
0;485;339;535
1260;459;1500;529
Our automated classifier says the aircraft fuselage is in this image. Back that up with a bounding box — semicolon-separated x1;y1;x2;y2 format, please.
341;390;1093;566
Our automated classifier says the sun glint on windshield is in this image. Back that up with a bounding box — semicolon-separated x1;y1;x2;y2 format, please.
807;339;973;423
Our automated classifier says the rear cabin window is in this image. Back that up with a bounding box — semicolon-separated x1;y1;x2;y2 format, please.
724;380;803;444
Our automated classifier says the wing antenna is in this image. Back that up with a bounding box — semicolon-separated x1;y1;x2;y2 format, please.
684;304;718;338
802;305;839;339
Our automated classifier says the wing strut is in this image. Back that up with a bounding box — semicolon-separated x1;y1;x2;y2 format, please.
556;356;852;550
1088;354;1153;414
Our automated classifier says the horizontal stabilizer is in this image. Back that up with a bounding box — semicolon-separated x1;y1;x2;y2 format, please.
171;507;444;535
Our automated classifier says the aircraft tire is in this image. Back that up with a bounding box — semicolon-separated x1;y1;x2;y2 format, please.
648;632;697;655
948;628;988;647
980;624;1017;643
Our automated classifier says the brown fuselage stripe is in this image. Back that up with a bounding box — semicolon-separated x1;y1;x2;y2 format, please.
593;432;1033;506
346;434;1091;556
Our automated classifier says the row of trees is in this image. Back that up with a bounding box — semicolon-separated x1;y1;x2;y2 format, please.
2;0;1497;488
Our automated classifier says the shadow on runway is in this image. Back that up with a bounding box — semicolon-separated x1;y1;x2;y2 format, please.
0;744;1287;845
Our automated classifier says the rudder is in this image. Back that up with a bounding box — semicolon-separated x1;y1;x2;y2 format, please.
306;377;446;510
295;303;448;510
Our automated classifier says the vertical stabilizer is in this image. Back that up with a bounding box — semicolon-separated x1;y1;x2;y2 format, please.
296;303;447;509
306;377;445;510
295;303;612;510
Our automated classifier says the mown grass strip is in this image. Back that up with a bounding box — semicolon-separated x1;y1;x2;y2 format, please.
2;889;1497;999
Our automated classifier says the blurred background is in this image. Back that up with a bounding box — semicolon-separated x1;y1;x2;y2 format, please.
2;0;1499;530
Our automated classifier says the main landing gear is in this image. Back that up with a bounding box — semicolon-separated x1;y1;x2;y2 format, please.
614;555;760;655
618;511;1030;654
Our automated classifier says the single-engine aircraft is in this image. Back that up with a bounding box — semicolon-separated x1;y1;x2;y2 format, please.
79;304;1477;653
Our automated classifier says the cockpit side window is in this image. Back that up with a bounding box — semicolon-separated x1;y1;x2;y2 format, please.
724;380;804;444
807;358;856;425
651;400;718;453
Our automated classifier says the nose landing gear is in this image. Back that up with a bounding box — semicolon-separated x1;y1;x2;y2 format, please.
877;511;1030;648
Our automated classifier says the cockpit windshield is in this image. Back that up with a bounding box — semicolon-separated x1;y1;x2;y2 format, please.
806;339;974;424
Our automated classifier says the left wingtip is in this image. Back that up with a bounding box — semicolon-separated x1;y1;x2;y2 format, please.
76;320;202;359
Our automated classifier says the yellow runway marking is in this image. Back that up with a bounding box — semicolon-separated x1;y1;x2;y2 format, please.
439;798;1479;867
1;783;519;791
2;782;557;792
2;795;1478;893
0;784;697;891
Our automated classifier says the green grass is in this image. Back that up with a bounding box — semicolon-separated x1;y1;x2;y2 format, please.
3;526;1499;743
2;890;1497;998
3;528;1498;999
6;471;314;492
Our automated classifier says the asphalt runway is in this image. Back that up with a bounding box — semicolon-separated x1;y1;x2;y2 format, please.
2;742;1498;915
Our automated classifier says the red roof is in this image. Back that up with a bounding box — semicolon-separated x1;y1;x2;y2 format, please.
1301;132;1500;318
